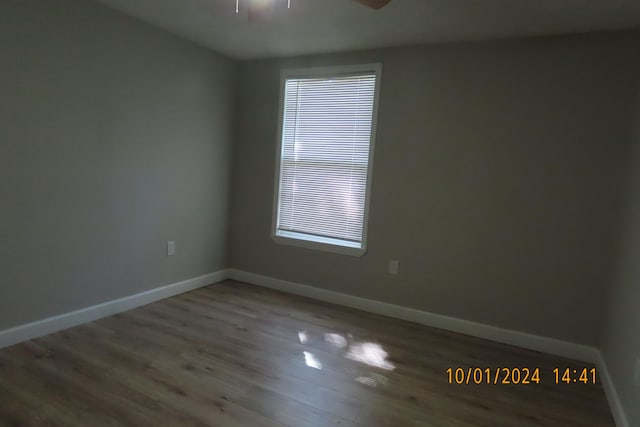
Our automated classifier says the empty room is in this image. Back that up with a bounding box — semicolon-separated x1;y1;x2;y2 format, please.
1;0;639;425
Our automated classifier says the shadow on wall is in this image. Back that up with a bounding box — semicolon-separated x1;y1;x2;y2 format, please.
600;76;640;427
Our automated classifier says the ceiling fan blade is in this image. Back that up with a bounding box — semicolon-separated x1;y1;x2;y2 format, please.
353;0;391;9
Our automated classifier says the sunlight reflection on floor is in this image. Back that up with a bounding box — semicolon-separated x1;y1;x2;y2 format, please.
345;342;396;371
298;330;395;382
355;372;389;387
303;351;323;369
324;333;348;348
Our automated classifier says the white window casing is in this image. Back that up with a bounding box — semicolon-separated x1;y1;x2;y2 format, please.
272;64;382;256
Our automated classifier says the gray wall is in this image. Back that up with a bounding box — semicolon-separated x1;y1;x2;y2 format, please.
601;78;640;427
229;33;640;346
0;0;236;330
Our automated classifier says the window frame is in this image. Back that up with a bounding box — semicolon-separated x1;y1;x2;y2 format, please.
270;63;382;256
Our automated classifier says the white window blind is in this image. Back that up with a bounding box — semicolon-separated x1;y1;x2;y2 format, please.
274;69;378;253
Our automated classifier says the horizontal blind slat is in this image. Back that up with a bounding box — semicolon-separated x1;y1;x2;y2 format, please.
276;72;376;245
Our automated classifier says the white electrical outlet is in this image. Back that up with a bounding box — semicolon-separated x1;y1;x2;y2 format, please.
635;357;640;388
167;241;176;256
388;260;399;275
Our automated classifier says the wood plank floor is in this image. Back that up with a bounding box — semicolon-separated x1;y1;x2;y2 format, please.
0;280;614;426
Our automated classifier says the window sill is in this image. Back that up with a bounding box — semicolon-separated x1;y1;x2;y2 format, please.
272;231;366;257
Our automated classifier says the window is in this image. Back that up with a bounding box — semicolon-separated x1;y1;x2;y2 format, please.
272;64;381;256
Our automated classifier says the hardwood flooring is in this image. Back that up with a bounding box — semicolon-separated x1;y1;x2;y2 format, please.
0;280;614;426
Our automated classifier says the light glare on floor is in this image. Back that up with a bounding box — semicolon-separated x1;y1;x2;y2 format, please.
345;342;395;371
303;351;322;370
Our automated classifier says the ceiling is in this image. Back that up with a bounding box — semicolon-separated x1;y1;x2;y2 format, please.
95;0;640;59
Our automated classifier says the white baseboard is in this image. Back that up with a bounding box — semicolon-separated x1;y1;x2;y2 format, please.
227;269;599;362
228;269;629;426
0;267;628;427
597;354;630;427
0;269;229;349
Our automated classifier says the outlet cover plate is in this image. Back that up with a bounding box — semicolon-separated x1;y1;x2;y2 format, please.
388;260;399;275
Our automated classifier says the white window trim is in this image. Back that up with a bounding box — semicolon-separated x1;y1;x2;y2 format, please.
270;63;382;257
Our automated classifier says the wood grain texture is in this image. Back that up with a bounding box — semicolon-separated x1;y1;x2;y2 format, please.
0;280;614;426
